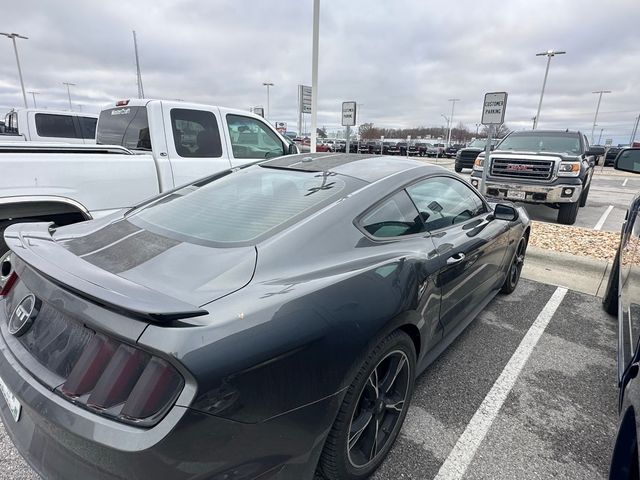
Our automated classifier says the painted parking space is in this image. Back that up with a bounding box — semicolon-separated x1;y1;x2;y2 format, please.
0;279;618;480
374;279;617;479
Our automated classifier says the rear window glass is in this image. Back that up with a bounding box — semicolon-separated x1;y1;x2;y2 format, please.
96;106;151;150
35;114;78;138
171;108;222;158
129;166;355;245
78;116;97;139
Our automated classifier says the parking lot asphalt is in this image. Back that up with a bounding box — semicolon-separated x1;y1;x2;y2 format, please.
374;279;617;480
0;279;617;480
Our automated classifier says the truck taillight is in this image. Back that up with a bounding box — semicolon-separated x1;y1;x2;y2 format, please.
0;272;17;298
116;100;130;106
58;333;184;427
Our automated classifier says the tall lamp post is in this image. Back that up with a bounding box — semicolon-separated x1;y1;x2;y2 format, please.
533;49;566;129
63;82;76;111
27;90;39;108
591;90;611;144
446;98;460;146
0;32;29;108
262;82;274;121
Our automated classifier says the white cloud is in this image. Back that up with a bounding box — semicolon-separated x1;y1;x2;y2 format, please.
1;0;638;143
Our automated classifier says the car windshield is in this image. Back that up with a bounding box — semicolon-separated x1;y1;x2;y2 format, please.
468;139;486;148
129;166;356;246
498;133;581;155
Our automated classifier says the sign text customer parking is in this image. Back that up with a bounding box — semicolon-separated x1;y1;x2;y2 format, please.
481;92;508;125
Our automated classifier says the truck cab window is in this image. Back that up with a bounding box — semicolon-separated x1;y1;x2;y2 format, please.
226;114;285;159
78;116;98;140
97;106;150;150
35;113;79;138
170;109;222;158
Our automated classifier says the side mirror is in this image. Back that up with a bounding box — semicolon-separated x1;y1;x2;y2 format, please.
288;142;299;155
490;144;496;151
493;203;519;221
615;148;640;174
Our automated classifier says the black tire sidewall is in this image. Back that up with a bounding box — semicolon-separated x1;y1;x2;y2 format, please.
558;201;579;225
320;331;416;480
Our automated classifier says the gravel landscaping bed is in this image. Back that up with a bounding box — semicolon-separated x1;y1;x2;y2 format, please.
529;220;619;261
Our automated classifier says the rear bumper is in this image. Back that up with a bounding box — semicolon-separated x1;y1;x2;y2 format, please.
0;302;338;480
469;174;583;203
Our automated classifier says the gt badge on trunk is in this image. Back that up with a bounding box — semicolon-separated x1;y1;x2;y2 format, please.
9;294;41;337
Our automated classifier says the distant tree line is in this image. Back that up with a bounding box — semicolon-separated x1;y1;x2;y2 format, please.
358;122;511;142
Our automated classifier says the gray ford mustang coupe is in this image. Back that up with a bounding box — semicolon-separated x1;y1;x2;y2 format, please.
0;153;530;480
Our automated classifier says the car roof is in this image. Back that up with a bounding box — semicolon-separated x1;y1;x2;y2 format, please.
510;129;581;136
262;153;437;183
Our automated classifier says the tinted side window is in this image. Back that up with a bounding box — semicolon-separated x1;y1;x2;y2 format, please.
35;114;79;138
171;108;222;158
227;114;285;159
407;177;486;231
360;191;422;238
97;106;150;149
78;116;97;139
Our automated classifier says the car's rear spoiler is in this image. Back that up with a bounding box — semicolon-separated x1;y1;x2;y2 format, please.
4;222;208;323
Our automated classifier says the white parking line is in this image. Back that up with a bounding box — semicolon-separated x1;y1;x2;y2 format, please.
622;178;628;187
593;205;614;231
433;286;568;480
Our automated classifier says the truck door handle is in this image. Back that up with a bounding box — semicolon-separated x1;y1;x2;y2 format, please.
446;253;466;264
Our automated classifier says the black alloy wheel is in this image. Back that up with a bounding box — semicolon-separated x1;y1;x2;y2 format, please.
501;236;527;294
319;331;416;480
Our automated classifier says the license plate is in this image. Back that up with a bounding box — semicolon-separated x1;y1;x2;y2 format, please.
507;190;526;201
0;375;21;422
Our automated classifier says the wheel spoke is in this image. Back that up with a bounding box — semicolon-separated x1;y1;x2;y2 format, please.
385;399;405;412
367;367;380;398
348;411;373;451
369;418;380;461
381;354;407;394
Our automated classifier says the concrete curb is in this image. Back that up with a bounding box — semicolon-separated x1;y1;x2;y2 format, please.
522;245;611;297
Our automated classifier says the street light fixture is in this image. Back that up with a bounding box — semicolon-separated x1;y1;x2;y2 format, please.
262;82;274;121
590;90;611;144
0;32;29;108
63;82;76;111
446;98;460;146
27;90;39;108
533;49;566;130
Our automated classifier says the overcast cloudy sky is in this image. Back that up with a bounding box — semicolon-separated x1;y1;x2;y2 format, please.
1;0;639;143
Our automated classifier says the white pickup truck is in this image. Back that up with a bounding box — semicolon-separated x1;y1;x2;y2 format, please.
1;108;98;143
0;98;298;254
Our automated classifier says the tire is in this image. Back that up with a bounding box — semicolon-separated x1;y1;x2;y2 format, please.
603;245;621;315
319;331;416;480
579;182;591;207
454;165;463;173
557;201;579;225
501;235;527;294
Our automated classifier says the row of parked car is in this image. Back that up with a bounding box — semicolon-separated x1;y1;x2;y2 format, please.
301;138;469;157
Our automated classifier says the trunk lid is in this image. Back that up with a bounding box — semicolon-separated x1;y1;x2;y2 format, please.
4;217;257;320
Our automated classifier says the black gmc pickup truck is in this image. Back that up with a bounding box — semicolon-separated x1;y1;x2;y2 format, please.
470;130;598;225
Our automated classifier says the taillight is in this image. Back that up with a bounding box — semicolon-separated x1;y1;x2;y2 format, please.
58;334;184;427
116;99;130;106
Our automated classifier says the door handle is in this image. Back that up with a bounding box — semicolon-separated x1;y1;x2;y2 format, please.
446;252;466;265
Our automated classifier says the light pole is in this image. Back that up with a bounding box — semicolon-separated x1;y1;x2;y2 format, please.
0;32;29;108
27;90;39;108
441;114;450;138
631;115;640;145
262;82;274;121
63;82;75;111
447;98;460;146
533;49;566;129
475;123;480;136
597;128;604;145
310;0;320;153
590;90;611;144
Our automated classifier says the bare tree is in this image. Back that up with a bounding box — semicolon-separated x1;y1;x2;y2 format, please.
481;123;511;139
